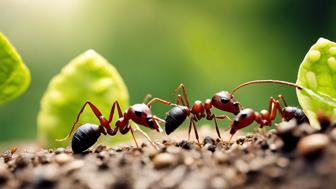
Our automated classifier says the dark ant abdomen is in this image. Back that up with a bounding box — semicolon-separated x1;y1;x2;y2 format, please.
72;123;102;153
282;107;309;124
165;106;189;135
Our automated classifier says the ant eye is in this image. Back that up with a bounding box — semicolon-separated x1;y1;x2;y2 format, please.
241;113;247;118
221;97;230;104
135;111;142;117
146;117;154;127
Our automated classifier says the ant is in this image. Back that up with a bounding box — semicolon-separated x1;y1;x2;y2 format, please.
57;95;173;153
165;84;241;144
228;80;308;141
164;80;306;144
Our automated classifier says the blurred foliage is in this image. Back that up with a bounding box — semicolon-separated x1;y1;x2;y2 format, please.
37;50;129;147
0;32;30;104
297;38;336;129
0;0;336;142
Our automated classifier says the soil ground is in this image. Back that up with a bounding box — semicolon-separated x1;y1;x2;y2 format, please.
0;120;336;189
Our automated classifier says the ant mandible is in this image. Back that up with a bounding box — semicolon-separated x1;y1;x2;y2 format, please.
57;95;173;153
228;80;308;141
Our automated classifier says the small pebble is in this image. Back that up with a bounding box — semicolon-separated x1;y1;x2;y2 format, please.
297;134;330;156
260;140;269;150
214;151;229;164
97;151;109;160
210;176;228;189
37;154;50;165
55;148;65;154
276;157;290;168
153;153;177;169
184;157;195;166
166;146;181;154
276;119;297;134
178;140;193;150
94;145;107;153
203;136;215;145
54;153;73;165
14;155;31;169
266;167;285;179
207;144;216;153
236;137;245;145
63;160;84;174
98;161;109;170
294;123;317;136
276;120;300;151
330;128;336;141
0;162;9;185
249;158;264;171
234;159;249;173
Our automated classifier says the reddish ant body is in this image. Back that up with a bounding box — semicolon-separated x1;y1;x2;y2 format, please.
165;80;306;143
57;96;172;153
228;80;308;140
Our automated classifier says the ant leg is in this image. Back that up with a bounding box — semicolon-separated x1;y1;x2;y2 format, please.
153;115;165;132
57;101;106;142
108;100;123;123
216;115;232;122
100;100;124;135
213;117;222;139
212;115;232;139
192;120;200;145
174;83;190;108
147;97;172;107
268;97;283;125
130;127;140;149
275;94;288;107
188;118;193;141
120;124;141;149
153;115;166;124
134;124;159;150
143;94;153;104
177;94;185;106
228;134;234;143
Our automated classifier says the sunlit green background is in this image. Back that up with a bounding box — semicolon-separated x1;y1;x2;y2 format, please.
0;0;335;144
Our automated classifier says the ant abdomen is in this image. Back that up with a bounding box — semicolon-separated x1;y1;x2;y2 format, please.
165;106;189;135
282;107;308;124
72;123;102;153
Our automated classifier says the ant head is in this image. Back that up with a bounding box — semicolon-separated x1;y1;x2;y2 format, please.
231;108;255;130
211;91;240;115
128;104;161;132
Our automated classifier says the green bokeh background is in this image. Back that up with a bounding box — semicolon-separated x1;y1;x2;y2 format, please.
0;0;335;143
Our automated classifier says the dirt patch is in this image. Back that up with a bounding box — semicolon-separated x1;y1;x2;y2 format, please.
1;120;336;189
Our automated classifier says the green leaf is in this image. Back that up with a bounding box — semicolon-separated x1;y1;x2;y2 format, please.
0;32;30;104
37;50;130;147
296;38;336;129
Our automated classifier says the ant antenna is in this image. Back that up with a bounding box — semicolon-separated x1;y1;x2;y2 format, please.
231;80;303;95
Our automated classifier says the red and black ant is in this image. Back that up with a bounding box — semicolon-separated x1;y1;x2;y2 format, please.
165;84;241;144
57;95;173;153
228;80;308;141
164;80;307;144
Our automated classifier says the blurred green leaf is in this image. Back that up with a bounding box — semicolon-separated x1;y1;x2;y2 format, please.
0;32;30;104
297;38;336;129
37;50;129;147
